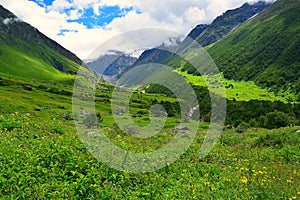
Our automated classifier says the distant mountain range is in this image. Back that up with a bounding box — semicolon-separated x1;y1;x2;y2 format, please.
86;50;137;77
0;5;82;81
119;1;271;76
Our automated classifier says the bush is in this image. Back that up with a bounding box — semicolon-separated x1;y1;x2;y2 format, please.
249;118;259;127
263;110;291;129
237;122;251;133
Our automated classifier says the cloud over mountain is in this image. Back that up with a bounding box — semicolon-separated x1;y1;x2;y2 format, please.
0;0;274;59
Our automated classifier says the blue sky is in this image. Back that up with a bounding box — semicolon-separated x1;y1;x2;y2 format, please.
1;0;266;58
29;0;136;29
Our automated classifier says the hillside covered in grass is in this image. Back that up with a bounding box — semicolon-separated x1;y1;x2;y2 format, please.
0;5;82;82
208;0;300;95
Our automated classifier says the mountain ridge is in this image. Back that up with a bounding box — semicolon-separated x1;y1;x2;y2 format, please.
120;1;271;77
0;5;82;81
208;0;300;94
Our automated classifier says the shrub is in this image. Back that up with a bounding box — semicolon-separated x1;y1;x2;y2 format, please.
263;110;291;129
236;122;251;133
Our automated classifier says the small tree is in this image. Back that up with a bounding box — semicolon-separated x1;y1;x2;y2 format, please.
264;110;290;129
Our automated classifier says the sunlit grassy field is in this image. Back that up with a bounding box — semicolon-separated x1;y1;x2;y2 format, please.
0;77;299;199
177;70;296;103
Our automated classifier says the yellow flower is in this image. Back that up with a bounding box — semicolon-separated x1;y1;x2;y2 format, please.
224;177;230;182
240;176;248;184
297;191;300;195
204;182;210;186
211;187;216;191
287;179;292;183
204;173;208;177
182;169;187;173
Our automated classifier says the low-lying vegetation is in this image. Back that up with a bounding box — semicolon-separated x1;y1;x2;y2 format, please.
0;76;299;199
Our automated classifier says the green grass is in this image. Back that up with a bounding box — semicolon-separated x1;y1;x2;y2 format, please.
0;76;299;199
176;70;293;102
207;0;300;95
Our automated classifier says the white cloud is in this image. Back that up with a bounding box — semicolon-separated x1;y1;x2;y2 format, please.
184;7;207;25
93;3;100;16
3;17;22;25
0;0;269;59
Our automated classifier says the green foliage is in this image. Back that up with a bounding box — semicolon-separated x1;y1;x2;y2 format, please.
0;73;299;199
237;122;251;133
195;1;271;46
254;127;300;149
208;0;300;94
263;110;292;129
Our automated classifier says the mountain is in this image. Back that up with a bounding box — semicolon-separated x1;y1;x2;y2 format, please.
119;1;271;77
130;37;181;66
0;5;82;81
186;24;209;40
194;1;271;46
208;0;300;94
86;50;137;77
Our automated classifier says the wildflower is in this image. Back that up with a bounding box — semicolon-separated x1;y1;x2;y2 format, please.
287;179;292;183
224;177;230;182
240;176;248;184
204;182;210;186
297;191;300;195
211;187;216;191
204;173;208;177
182;169;187;173
289;197;296;200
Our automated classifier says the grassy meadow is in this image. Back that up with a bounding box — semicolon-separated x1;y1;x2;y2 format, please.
0;76;299;199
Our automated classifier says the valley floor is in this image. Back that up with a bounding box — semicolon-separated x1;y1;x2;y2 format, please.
0;78;299;199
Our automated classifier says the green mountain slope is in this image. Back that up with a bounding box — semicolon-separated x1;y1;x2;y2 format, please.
208;0;300;94
194;1;271;46
0;5;82;81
